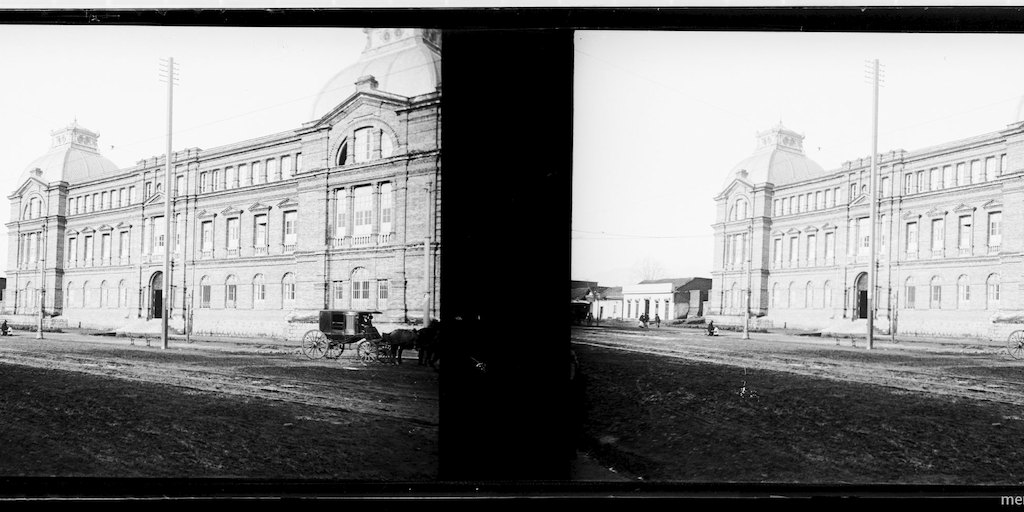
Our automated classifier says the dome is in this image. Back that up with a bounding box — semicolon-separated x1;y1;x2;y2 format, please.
310;28;441;120
722;124;826;190
19;122;120;185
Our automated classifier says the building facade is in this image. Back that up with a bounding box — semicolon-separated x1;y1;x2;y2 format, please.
710;121;1024;338
5;28;442;336
623;278;711;321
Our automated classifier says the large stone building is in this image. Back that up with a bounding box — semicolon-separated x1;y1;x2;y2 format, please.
710;119;1024;339
5;28;442;336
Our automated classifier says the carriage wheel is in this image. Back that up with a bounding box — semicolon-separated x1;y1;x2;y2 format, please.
325;341;345;360
1008;330;1024;360
356;340;377;364
301;330;328;359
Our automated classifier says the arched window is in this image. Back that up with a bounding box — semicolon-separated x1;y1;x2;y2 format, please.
805;282;814;309
787;282;795;309
771;283;780;309
929;276;942;309
81;281;89;308
726;283;735;310
904;277;916;309
99;280;108;308
353;127;372;164
22;281;32;311
118;280;127;308
987;274;1001;309
200;276;211;309
957;275;970;309
336;139;349;166
823;281;832;310
252;274;266;307
66;281;73;308
225;275;238;308
381;131;394;158
730;197;749;221
282;272;296;306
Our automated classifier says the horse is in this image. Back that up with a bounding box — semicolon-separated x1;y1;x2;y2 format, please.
416;322;441;370
383;328;418;365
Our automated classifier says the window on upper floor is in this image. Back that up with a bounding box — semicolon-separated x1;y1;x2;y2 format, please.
354;128;372;164
988;211;1002;248
283;211;297;247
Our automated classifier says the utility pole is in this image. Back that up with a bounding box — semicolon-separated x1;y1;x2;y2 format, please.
37;226;46;339
423;182;433;327
743;216;752;340
866;59;883;350
159;57;179;350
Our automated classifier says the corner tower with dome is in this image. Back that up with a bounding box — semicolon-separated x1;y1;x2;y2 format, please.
5;28;441;336
709;119;1024;339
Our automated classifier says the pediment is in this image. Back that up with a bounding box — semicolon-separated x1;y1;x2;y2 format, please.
785;227;801;235
953;203;976;213
715;177;754;201
197;209;216;219
97;224;114;232
248;201;271;212
221;205;243;217
80;227;96;234
821;223;838;231
277;197;298;209
924;207;947;218
116;222;132;230
849;194;869;206
10;176;47;198
771;230;785;238
143;192;165;206
65;228;80;236
982;199;1003;210
902;210;920;220
310;89;410;130
803;225;819;233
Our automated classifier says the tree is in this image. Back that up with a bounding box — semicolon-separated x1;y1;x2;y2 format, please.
633;256;666;282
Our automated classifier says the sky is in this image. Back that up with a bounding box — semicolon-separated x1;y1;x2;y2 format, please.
572;31;1024;287
0;24;366;277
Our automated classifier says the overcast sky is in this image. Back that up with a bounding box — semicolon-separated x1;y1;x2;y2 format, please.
573;30;1024;287
0;24;365;277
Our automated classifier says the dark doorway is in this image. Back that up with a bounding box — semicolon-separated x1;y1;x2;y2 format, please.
151;271;163;319
855;272;868;319
644;299;650;316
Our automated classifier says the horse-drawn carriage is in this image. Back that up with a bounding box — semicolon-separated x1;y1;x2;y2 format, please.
300;310;392;363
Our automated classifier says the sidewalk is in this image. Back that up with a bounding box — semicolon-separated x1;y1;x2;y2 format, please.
3;327;298;354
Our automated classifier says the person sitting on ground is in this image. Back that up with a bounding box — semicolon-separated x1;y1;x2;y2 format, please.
706;320;716;336
1;320;9;336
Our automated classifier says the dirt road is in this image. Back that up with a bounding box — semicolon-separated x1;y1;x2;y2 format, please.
0;331;438;425
572;325;1024;407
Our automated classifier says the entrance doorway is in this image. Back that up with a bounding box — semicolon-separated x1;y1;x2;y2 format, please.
644;299;650;316
855;272;868;319
151;271;163;319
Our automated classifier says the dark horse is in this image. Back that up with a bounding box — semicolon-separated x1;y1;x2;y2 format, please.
416;321;441;370
383;328;418;365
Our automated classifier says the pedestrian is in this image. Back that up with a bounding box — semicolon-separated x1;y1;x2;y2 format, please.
654;313;661;328
586;312;593;326
0;320;9;336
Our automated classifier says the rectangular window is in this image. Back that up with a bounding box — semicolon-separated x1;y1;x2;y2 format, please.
227;166;237;189
153;217;165;252
266;159;277;181
200;172;209;192
931;218;944;252
129;186;136;204
84;236;94;263
906;222;918;254
879;215;887;253
284;211;297;246
239;163;249;185
144;182;152;198
825;232;835;262
285;281;295;301
354;127;372;163
212;170;220;191
227;218;240;250
101;233;111;262
378;280;389;305
942;165;953;188
354;186;372;235
120;231;129;260
930;168;940;191
986;157;997;181
772;238;782;266
296;153;302;173
971;160;982;184
68;237;77;264
334;281;344;301
1000;154;1007;175
201;221;214;252
858;217;870;254
958;215;972;251
253;161;263;184
906;285;916;309
880;177;890;197
989;211;1002;248
226;284;237;308
254;214;268;247
956;162;967;186
176;175;184;195
335;189;347;237
789;236;798;265
904;174;913;194
256;282;266;301
806;235;816;265
815;191;822;210
931;284;942;309
201;285;211;308
282;155;293;179
917;171;927;192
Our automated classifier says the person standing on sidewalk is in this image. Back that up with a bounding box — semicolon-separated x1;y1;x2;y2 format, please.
654;313;661;328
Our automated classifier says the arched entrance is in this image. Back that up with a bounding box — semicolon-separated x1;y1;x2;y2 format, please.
150;271;163;320
854;272;868;319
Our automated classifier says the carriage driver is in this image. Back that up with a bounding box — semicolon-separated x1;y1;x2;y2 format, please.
361;313;381;340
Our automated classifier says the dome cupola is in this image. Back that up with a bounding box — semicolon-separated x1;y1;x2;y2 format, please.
722;123;826;190
19;121;120;185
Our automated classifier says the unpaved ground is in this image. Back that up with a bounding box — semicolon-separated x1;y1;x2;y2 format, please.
573;325;1024;407
0;331;437;425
